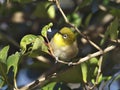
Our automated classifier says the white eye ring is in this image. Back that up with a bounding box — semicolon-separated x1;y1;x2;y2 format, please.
63;34;68;39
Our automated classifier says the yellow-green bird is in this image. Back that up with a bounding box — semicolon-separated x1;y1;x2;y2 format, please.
50;27;78;61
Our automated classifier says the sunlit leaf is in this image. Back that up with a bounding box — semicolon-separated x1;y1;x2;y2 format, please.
81;62;88;83
33;2;55;19
89;58;98;65
29;36;49;57
41;22;53;38
97;74;103;84
42;82;57;90
0;46;9;63
47;3;56;19
20;34;38;54
67;13;81;27
7;52;20;78
88;58;98;82
20;33;49;57
32;36;46;51
0;46;9;86
93;67;98;76
0;46;9;88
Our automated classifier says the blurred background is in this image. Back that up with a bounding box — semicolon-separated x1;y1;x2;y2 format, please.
0;0;120;90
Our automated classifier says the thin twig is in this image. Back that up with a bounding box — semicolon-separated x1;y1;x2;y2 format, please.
54;45;116;65
18;0;117;89
18;45;116;90
18;63;62;90
99;34;120;43
14;78;19;90
72;45;115;65
55;0;69;23
45;36;55;57
53;0;103;51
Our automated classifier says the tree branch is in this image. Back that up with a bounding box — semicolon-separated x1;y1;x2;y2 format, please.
53;0;103;52
18;45;116;90
18;0;118;89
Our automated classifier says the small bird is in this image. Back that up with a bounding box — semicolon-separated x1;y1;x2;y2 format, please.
50;27;78;61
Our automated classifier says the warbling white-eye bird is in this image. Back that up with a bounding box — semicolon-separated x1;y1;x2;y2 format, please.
50;27;79;61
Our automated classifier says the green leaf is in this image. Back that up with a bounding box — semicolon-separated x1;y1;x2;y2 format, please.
91;79;95;84
42;82;57;90
97;74;103;84
103;0;110;5
7;52;20;78
0;76;4;88
100;18;119;45
20;34;38;54
29;36;49;57
81;62;88;83
76;0;92;10
47;3;56;19
110;7;120;18
32;36;45;51
0;46;9;88
41;23;53;38
33;2;55;19
84;13;92;27
52;64;82;83
0;62;7;87
20;34;49;56
88;58;98;82
109;18;119;40
0;62;7;76
67;13;82;27
0;46;9;63
42;82;70;90
93;67;98;76
89;58;98;65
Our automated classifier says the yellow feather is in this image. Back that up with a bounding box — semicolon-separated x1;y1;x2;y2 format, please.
53;27;75;47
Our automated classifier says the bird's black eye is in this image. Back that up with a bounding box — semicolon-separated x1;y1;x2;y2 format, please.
63;34;68;39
